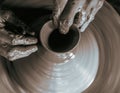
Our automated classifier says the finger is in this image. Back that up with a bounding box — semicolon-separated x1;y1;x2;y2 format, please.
0;10;35;36
73;0;93;28
52;0;61;27
13;20;35;36
11;35;38;45
73;10;85;28
0;10;16;23
80;14;94;32
52;0;68;27
94;0;105;14
80;0;104;32
59;0;86;34
84;0;104;16
0;28;13;45
0;44;11;59
0;9;7;27
0;28;37;45
8;45;38;61
0;21;5;28
74;0;104;32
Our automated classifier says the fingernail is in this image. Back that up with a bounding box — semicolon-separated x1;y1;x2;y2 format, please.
52;15;58;27
12;37;38;45
25;37;38;44
59;20;71;34
29;45;38;53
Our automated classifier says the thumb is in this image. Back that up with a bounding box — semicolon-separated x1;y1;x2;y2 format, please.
52;0;68;27
59;0;86;34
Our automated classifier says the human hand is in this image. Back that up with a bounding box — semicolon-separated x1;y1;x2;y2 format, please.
52;0;105;34
0;9;38;61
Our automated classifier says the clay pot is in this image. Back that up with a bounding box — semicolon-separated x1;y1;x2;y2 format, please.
40;20;80;63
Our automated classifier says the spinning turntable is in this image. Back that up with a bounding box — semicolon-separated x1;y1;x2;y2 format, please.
0;2;120;93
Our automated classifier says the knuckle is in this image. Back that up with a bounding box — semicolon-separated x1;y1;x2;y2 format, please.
9;32;15;38
2;43;9;48
74;12;82;26
0;48;12;60
0;36;12;46
53;8;61;17
11;35;23;45
11;35;38;45
52;15;58;27
7;48;17;61
97;1;104;8
8;56;14;61
0;10;14;21
79;10;87;25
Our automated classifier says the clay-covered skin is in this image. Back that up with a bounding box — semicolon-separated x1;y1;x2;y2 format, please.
0;9;38;61
3;0;105;34
0;2;119;93
0;0;104;61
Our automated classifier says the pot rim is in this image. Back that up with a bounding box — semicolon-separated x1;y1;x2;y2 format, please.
40;20;81;54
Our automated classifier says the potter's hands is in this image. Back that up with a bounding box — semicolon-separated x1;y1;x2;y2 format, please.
0;9;38;61
52;0;105;34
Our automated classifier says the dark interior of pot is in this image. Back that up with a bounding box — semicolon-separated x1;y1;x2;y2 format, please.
48;28;79;52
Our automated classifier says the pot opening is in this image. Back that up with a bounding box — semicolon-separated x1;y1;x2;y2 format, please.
48;28;79;52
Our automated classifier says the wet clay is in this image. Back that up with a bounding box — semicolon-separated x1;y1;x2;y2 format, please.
0;2;119;93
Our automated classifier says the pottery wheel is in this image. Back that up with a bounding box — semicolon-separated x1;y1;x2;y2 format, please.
0;2;120;93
